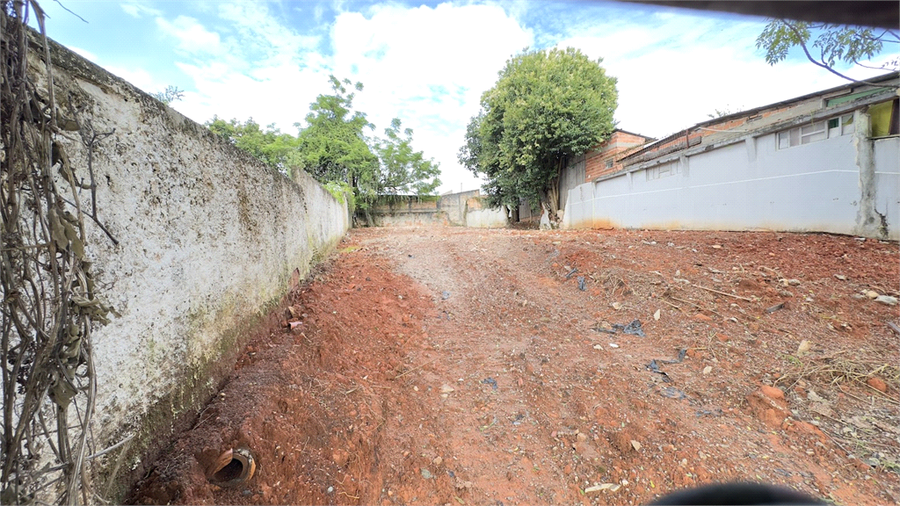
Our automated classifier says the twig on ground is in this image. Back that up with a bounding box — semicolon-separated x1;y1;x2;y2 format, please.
394;358;438;379
692;284;754;302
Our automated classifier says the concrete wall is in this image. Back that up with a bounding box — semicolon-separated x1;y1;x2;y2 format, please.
464;196;509;228
559;156;585;211
438;189;481;224
368;190;507;227
29;34;349;498
563;120;899;240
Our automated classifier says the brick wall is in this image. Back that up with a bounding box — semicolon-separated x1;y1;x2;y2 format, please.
584;131;651;181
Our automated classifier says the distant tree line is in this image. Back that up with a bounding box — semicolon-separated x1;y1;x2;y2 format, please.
205;76;441;220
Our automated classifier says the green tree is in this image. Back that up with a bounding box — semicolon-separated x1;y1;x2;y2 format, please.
152;85;184;105
296;76;379;203
459;47;618;219
756;19;899;83
206;116;300;174
373;118;441;195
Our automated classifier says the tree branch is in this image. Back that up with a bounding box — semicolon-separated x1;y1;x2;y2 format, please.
782;20;899;90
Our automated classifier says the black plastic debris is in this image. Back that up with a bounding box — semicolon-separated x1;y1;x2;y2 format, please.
646;360;672;383
565;267;578;280
656;348;687;365
645;348;687;382
659;386;686;399
482;377;498;390
577;276;586;291
765;302;785;314
613;319;646;337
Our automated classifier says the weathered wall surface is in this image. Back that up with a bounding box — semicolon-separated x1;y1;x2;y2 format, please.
29;35;349;498
563;119;899;240
367;191;508;228
464;196;509;228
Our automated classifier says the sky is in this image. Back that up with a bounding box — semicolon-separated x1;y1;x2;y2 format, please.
30;0;895;194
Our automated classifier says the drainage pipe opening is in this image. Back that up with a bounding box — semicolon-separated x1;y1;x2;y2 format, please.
208;448;256;487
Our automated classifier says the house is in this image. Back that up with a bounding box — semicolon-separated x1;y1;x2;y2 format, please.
516;129;654;222
561;72;900;240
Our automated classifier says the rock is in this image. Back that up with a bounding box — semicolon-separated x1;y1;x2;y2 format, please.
630;440;642;451
421;468;434;479
747;388;788;428
874;295;898;306
760;385;785;400
332;449;350;467
702;366;713;375
866;290;880;299
807;390;826;403
693;313;713;322
440;384;455;394
867;377;888;393
611;302;623;310
783;279;801;286
834;274;847;281
653;309;661;321
711;244;722;249
433;456;443;466
797;340;810;355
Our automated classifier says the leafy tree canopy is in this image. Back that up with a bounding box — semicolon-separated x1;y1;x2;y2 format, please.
756;20;899;83
296;76;379;195
373;118;441;196
459;47;617;217
205;75;442;218
206;117;300;172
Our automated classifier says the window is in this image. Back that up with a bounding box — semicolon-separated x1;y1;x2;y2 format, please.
605;159;614;169
841;114;854;135
777;114;854;150
800;120;827;144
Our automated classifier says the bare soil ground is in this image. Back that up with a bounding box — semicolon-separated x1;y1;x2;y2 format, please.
130;227;899;505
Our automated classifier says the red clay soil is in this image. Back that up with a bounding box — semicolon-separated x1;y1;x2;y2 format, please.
129;227;900;505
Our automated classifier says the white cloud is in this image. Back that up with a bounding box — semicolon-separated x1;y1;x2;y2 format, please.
121;1;162;18
156;15;223;56
329;2;533;193
69;46;98;63
105;65;165;96
555;14;860;139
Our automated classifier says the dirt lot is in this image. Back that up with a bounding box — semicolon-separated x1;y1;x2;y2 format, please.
130;227;899;505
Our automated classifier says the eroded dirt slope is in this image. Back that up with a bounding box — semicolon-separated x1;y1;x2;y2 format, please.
130;227;900;505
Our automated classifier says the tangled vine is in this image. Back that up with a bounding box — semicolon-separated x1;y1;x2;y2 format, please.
2;1;116;504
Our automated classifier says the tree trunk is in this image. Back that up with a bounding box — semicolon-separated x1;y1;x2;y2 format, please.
546;158;563;222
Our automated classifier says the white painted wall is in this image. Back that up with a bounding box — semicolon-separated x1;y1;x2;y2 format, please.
466;207;510;228
30;36;349;495
874;137;900;234
564;128;899;240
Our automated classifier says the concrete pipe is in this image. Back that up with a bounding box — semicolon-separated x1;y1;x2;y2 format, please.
207;447;256;487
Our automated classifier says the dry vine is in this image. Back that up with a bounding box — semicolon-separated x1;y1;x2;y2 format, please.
2;1;116;504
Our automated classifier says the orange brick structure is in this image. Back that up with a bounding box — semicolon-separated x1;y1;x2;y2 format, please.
584;130;654;181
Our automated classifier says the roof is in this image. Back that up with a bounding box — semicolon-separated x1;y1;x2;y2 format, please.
611;128;654;140
618;71;900;168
